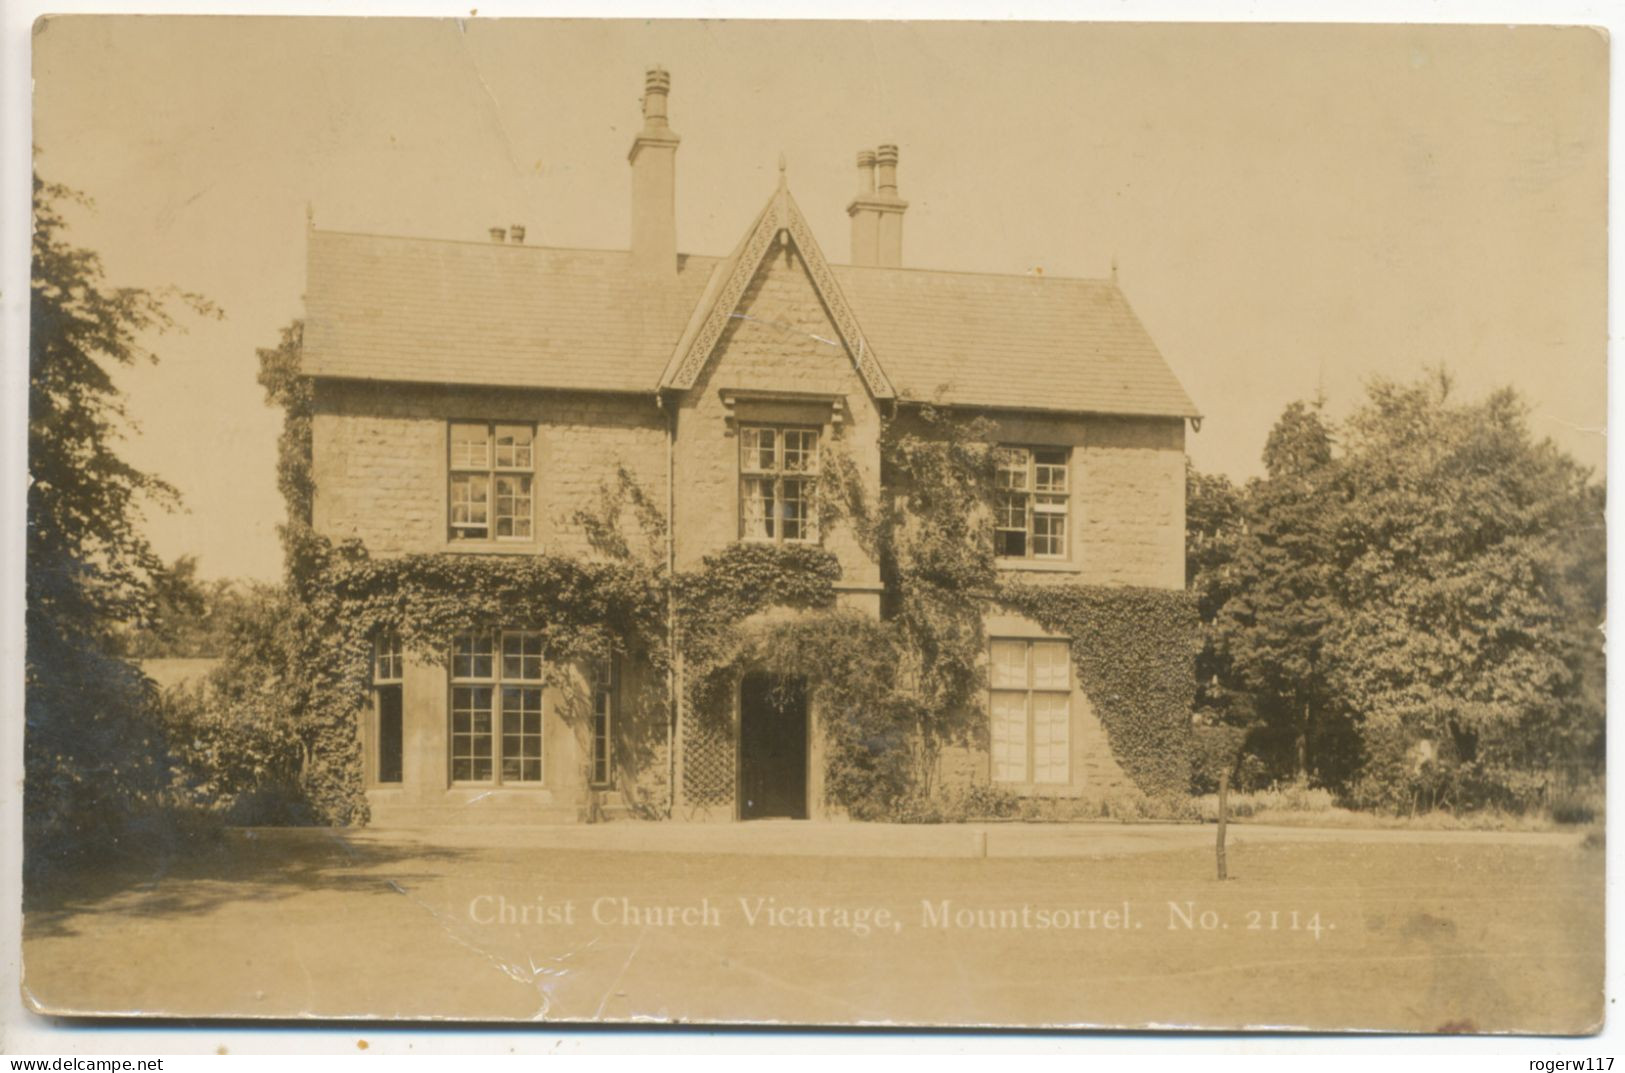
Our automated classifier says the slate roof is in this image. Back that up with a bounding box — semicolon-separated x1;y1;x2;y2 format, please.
304;231;720;394
304;227;1199;419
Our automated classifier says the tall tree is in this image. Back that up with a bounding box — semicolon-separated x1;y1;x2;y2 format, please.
1331;372;1604;809
1215;400;1347;782
27;172;219;864
1185;460;1245;717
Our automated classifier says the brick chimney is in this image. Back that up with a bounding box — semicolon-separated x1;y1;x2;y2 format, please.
628;66;680;276
846;143;908;267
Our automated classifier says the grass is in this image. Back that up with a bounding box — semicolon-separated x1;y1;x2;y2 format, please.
21;825;1602;1032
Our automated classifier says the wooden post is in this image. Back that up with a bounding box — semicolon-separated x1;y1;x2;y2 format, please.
1216;770;1229;881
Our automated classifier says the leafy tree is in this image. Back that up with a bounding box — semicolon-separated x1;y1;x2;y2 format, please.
27;172;219;865
1185;461;1244;713
1214;400;1349;784
1331;372;1604;810
118;554;259;659
1212;374;1605;811
1184;461;1250;790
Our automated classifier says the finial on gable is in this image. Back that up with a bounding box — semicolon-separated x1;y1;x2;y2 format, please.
1110;254;1119;283
777;152;787;188
306;202;315;229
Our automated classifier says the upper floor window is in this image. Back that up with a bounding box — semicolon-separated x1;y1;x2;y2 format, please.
449;421;534;542
995;446;1069;559
739;425;819;543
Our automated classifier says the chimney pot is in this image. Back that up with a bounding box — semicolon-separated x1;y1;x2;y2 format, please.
489;227;507;244
856;149;877;195
510;224;526;244
629;65;680;275
642;66;672;127
876;144;899;195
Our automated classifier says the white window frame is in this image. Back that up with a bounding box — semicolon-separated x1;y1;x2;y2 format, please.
590;658;616;788
995;446;1070;560
372;633;404;786
738;424;820;544
989;638;1072;785
449;629;545;785
448;421;536;543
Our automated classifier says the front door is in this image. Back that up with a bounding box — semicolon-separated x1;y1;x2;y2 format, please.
738;673;809;820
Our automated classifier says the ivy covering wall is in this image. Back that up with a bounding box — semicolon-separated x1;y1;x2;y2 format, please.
257;329;1198;820
997;581;1200;799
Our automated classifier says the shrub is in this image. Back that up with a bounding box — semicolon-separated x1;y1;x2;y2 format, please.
158;679;310;825
1550;788;1601;826
1189;724;1248;794
890;784;1023;824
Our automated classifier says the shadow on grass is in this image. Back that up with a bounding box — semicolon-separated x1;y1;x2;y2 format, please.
23;827;480;940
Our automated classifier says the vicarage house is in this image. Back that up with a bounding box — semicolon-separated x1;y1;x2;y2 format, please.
301;67;1200;824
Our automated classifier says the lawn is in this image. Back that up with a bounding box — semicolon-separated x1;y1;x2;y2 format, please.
21;827;1602;1032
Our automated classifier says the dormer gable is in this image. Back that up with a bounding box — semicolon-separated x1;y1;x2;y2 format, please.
659;171;896;404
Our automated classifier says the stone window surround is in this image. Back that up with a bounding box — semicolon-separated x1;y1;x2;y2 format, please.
738;422;822;545
446;419;537;544
448;629;546;787
995;444;1071;562
988;636;1073;787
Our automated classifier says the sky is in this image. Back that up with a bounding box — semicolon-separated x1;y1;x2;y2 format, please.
28;18;1609;582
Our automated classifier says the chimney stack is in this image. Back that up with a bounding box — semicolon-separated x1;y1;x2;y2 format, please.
628;66;680;276
488;226;507;244
846;143;908;267
509;224;526;244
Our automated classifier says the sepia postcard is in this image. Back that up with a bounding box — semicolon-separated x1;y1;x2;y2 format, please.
17;16;1607;1033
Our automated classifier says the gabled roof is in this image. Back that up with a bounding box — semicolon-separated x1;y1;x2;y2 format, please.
833;266;1198;419
303;230;718;392
659;177;895;401
303;206;1199;420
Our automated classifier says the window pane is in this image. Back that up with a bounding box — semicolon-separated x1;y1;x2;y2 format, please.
995;491;1028;530
1032;641;1070;689
782;429;818;473
780;477;813;542
374;633;403;683
995;448;1029;490
741;476;774;539
453;633;494;680
592;661;614;786
1033;693;1070;783
1033;500;1066;558
990;691;1028;783
501;686;543;782
741;427;776;473
450;422;490;469
450;474;490;538
494;475;532;539
995;527;1026;558
1034;449;1068;492
452;685;493;781
990;640;1028;689
502;632;543;681
493;424;534;469
376;685;403;783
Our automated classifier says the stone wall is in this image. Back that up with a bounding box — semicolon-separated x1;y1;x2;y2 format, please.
311;380;668;561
